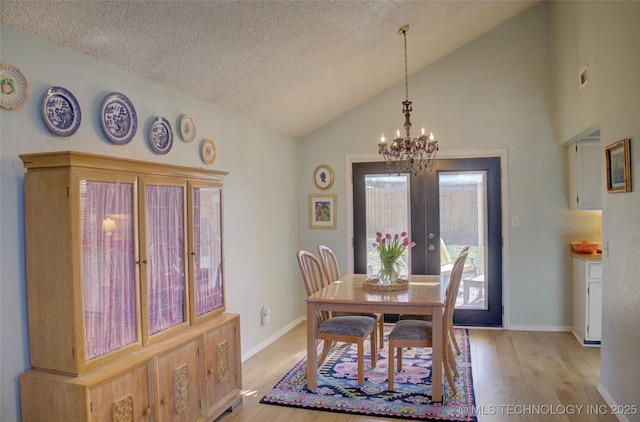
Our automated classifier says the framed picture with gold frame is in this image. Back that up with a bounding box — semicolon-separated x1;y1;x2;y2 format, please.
313;164;334;190
309;194;337;229
605;138;631;193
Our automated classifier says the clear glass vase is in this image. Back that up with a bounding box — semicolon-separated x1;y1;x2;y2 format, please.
377;260;404;285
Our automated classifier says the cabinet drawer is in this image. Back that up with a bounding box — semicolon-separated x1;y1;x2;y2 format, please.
587;262;602;280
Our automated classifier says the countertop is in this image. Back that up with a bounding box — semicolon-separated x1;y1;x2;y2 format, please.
571;251;602;261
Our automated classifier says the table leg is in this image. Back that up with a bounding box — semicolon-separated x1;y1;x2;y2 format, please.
306;303;318;391
431;307;443;402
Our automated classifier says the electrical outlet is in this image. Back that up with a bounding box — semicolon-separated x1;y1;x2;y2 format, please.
261;306;270;325
511;216;520;227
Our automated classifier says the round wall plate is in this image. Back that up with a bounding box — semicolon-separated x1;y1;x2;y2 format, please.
201;139;217;165
41;86;81;137
0;63;30;110
180;114;196;143
100;92;137;145
149;116;173;154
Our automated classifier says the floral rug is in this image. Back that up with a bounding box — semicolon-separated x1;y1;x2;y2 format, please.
260;326;477;421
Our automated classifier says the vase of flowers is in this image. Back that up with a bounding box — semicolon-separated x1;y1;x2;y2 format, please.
373;231;415;285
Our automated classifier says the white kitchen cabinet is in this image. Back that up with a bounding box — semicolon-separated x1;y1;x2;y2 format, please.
568;140;601;210
572;253;602;346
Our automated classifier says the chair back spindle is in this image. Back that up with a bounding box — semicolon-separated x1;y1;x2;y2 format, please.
318;245;341;283
296;250;330;322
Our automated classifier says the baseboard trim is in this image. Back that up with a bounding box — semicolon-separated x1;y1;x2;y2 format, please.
597;383;631;422
507;325;572;332
241;315;305;362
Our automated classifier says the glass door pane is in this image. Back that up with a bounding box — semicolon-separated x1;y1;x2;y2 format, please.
439;172;487;309
81;180;137;360
354;157;502;327
192;186;224;316
363;174;411;277
146;184;186;335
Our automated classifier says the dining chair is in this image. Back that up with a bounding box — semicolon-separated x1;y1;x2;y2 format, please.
317;244;385;349
397;245;470;356
387;247;469;394
297;250;377;384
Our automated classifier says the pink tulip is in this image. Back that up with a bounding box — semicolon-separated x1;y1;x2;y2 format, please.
401;231;407;237
386;233;391;239
376;232;382;238
403;238;409;246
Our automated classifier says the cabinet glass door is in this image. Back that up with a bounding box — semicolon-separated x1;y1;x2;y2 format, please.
190;184;224;319
144;183;187;336
80;180;138;360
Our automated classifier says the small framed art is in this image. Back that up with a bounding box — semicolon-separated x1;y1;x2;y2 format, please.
313;164;334;190
309;194;337;229
605;138;631;193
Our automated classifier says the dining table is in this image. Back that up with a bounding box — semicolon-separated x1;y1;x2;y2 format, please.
305;273;448;402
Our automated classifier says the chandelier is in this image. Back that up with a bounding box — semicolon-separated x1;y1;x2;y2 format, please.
378;25;438;175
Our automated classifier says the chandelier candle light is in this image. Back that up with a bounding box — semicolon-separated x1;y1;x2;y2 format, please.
378;25;439;175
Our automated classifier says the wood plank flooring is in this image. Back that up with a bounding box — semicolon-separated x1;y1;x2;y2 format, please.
215;322;616;421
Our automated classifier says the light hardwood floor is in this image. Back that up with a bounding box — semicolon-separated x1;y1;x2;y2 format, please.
216;322;616;421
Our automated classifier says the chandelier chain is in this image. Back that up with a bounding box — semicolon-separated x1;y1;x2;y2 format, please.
403;27;409;102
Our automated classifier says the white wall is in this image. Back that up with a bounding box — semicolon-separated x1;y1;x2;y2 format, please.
300;3;600;330
551;1;640;415
0;25;304;421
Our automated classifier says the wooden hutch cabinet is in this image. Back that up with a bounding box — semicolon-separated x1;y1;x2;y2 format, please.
19;152;241;421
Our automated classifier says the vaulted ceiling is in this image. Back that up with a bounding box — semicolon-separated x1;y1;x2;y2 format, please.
1;0;538;138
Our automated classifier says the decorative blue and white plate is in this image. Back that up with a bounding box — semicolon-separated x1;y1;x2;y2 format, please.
149;116;173;154
100;92;137;145
41;86;81;137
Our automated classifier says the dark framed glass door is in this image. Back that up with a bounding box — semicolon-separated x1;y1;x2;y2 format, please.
353;157;502;327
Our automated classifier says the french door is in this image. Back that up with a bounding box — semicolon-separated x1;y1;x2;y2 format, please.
353;157;502;327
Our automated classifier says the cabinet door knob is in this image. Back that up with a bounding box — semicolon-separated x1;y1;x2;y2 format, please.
145;408;151;416
160;398;166;405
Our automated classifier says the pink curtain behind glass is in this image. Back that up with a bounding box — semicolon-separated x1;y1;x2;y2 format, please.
81;181;137;361
193;187;223;316
146;185;186;335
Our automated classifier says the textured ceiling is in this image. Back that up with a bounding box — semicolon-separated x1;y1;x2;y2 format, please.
1;0;538;138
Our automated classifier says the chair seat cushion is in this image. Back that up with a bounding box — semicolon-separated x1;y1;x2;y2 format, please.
318;315;376;336
389;320;433;341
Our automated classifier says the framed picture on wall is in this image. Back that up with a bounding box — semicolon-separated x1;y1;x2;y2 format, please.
309;194;337;229
313;164;334;190
605;138;631;193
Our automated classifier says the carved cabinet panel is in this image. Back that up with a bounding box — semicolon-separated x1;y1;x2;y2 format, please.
91;365;151;422
204;315;241;413
156;340;200;422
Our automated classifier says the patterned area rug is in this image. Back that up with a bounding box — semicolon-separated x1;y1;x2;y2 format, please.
260;326;477;421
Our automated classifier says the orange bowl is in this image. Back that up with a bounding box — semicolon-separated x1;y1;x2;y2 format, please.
571;242;599;254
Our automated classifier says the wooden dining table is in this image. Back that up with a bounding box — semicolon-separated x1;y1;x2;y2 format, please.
305;273;448;402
